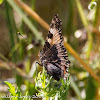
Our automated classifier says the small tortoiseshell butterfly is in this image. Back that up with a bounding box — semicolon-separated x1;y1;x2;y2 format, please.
39;14;70;81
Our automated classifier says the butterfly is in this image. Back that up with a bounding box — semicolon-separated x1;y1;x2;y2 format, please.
39;14;70;81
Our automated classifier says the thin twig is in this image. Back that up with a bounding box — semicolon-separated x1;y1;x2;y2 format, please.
64;42;100;84
13;0;100;84
14;0;49;31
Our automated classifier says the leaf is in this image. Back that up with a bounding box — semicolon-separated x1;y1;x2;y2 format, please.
16;87;21;100
35;68;70;100
85;77;96;100
0;0;3;4
4;81;16;96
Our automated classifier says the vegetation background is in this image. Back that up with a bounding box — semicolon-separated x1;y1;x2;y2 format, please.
0;0;100;100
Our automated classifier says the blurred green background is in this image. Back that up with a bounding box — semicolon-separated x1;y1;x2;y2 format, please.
0;0;100;100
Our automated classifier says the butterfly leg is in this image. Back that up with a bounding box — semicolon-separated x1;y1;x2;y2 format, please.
35;61;42;77
35;61;43;66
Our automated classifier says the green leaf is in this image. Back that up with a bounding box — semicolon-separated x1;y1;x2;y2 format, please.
23;92;31;100
85;77;96;100
4;81;16;96
0;0;3;4
16;87;21;100
35;67;70;100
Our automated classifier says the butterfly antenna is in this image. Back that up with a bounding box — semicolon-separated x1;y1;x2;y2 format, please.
17;32;30;43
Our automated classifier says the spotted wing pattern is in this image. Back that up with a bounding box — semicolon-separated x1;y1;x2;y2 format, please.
39;14;70;81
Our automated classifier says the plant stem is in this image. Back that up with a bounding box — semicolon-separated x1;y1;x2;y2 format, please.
75;0;93;58
64;42;100;84
4;0;17;62
70;76;82;100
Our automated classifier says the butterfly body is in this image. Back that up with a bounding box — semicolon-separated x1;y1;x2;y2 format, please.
39;14;70;81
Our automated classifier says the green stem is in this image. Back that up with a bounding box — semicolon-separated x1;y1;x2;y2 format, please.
4;1;17;62
75;0;92;58
70;76;82;100
94;1;100;27
31;0;35;10
75;0;88;26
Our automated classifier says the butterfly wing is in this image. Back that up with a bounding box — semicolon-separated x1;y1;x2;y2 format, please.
39;14;70;80
47;14;63;45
